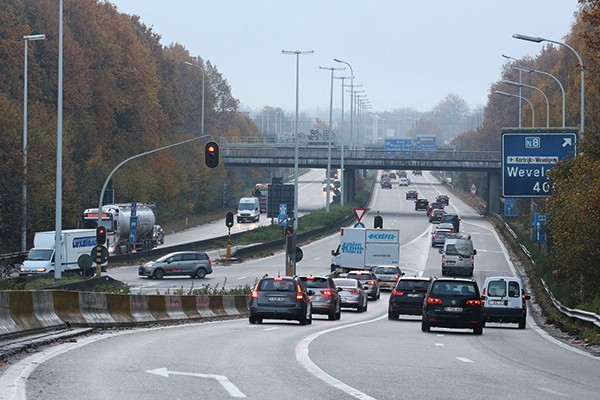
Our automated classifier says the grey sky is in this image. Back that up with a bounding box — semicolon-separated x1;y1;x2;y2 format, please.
108;1;578;113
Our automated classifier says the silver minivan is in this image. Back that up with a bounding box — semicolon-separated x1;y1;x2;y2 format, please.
439;234;476;276
138;251;212;279
482;276;530;329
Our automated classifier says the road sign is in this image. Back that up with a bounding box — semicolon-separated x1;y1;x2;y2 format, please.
277;214;288;226
353;208;366;222
130;215;138;230
502;130;577;197
385;138;412;156
279;204;287;216
131;202;137;217
504;197;518;217
354;222;365;228
130;230;137;244
470;184;477;196
532;212;550;243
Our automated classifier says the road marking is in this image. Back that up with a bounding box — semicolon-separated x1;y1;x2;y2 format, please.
436;334;445;337
456;357;473;363
297;314;387;400
236;276;247;280
435;343;444;347
263;327;279;331
536;387;568;397
146;368;245;398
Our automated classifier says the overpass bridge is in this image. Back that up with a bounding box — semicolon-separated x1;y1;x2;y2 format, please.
221;139;502;213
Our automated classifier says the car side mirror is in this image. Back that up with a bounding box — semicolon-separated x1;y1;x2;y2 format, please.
438;248;443;254
338;287;344;292
473;249;477;255
307;290;315;296
331;250;335;256
525;295;531;300
481;295;487;301
401;272;405;276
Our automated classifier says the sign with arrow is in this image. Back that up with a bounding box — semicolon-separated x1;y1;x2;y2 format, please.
502;129;577;197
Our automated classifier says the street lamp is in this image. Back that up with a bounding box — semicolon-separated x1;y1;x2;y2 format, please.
334;76;353;207
512;64;566;127
502;54;522;127
55;0;65;279
283;50;313;230
503;80;550;127
319;66;345;212
184;61;206;136
22;33;45;252
334;59;354;147
513;33;584;135
495;90;535;127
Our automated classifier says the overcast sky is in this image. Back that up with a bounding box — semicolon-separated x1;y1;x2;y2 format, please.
108;1;578;114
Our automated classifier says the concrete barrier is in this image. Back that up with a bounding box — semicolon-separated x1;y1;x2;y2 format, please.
0;290;250;340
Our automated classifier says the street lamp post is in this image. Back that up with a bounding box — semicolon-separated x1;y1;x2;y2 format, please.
513;33;584;135
334;76;352;207
502;55;523;127
512;64;566;127
319;66;345;212
503;80;550;127
283;50;313;230
55;0;64;279
22;34;45;252
334;59;354;146
495;90;536;127
183;61;206;136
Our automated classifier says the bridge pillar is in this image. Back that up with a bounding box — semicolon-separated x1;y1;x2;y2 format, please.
487;171;501;214
343;169;356;204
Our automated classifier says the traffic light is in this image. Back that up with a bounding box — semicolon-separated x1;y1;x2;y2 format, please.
225;211;234;228
96;226;107;246
285;226;294;236
374;215;383;229
205;141;219;168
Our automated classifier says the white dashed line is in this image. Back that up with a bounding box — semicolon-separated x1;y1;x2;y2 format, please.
263;327;279;331
456;357;473;363
435;343;444;347
536;387;568;397
236;276;247;280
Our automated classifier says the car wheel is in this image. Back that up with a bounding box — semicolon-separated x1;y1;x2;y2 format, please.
388;310;399;320
376;290;381;300
518;317;526;329
328;309;336;320
195;268;207;279
441;269;446;276
153;269;164;279
421;318;430;332
307;309;312;325
299;309;308;325
357;302;364;313
249;315;257;324
363;299;368;312
474;324;483;335
335;309;341;320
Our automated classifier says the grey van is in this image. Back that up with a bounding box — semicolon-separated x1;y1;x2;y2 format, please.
439;234;476;276
138;251;212;279
482;276;530;329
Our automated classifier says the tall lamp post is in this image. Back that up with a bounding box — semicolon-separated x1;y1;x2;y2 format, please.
334;59;354;146
513;34;584;135
22;33;45;252
334;75;352;206
319;66;345;212
502;54;522;127
495;90;536;127
55;0;64;280
183;61;206;136
512;64;566;127
283;50;313;230
503;80;550;127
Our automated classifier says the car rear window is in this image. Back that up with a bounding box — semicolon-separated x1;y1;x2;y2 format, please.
347;273;371;281
259;279;296;292
374;267;397;274
301;277;328;288
487;280;507;297
508;281;520;297
396;280;429;291
333;278;358;288
432;281;477;296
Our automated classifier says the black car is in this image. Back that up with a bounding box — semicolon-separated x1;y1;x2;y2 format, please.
421;277;483;335
415;199;429;211
299;276;342;320
426;202;444;217
429;209;446;223
249;275;313;325
406;190;418;200
440;213;461;232
388;277;431;319
436;195;449;205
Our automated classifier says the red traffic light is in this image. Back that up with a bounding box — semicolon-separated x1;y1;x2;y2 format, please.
285;226;294;235
205;141;219;168
96;226;107;246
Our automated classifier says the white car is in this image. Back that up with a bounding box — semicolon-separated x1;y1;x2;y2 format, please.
398;177;410;186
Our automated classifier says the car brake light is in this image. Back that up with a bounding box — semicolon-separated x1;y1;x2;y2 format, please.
274;277;283;281
251;290;258;299
482;288;487;296
347;289;361;294
320;289;333;296
465;299;481;306
441;255;446;264
306;276;315;280
391;289;404;296
427;297;442;304
296;284;304;300
366;280;376;285
394;275;400;280
522;292;527;307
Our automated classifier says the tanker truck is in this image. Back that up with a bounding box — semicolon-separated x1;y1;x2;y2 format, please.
79;203;160;254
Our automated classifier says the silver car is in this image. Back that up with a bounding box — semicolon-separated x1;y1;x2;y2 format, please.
333;278;368;312
373;265;404;290
138;251;212;279
346;270;381;300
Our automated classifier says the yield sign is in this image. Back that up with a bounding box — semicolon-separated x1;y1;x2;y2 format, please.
353;208;366;222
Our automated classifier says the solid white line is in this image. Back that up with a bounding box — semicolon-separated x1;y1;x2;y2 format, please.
296;314;387;400
535;387;568;397
456;357;473;363
263;327;279;331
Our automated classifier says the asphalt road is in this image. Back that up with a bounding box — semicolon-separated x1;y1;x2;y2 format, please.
2;171;599;400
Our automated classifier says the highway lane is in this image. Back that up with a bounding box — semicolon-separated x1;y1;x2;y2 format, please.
4;171;599;399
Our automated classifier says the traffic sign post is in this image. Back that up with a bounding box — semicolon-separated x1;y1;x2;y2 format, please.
532;212;550;244
502;129;577;197
504;197;518;217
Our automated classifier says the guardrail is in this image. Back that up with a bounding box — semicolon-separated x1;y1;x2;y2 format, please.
487;211;600;329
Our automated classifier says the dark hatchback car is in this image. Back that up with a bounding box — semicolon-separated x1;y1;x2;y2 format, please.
426;202;445;217
422;277;483;335
405;190;418;200
299;276;341;320
440;213;461;232
388;277;431;319
415;199;429;211
249;276;313;325
429;209;446;223
436;195;450;205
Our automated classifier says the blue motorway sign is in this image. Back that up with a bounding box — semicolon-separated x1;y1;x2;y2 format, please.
502;130;577;197
385;138;412;157
504;197;518;217
532;212;550;243
416;135;436;151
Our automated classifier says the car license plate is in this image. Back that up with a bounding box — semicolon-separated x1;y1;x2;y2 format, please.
407;293;420;298
445;307;463;312
489;300;504;305
268;297;286;302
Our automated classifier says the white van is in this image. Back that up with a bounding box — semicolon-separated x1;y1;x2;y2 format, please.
237;197;260;223
482;276;530;329
439;234;476;276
